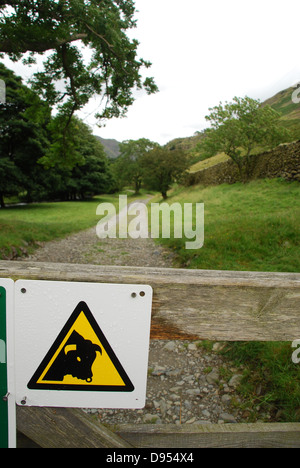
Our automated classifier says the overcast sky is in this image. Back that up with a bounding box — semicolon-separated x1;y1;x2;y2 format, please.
3;0;300;145
88;0;300;145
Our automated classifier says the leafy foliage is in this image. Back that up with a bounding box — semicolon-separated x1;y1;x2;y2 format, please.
112;138;158;193
0;63;51;205
0;0;158;127
140;147;190;199
198;96;290;180
0;64;113;205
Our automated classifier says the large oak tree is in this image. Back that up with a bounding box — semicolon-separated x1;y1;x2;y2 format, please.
0;1;157;148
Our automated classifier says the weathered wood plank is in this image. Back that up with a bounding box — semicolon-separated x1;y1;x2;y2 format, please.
17;407;134;448
17;406;300;449
1;260;300;341
117;422;300;448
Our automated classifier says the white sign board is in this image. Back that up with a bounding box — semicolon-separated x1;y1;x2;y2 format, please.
14;280;152;409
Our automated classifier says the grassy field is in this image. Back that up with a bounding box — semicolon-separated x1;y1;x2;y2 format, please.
0;198;99;258
0;192;140;258
153;179;300;273
220;341;300;422
150;178;300;422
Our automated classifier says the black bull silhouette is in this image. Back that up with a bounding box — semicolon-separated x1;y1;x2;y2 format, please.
44;330;102;382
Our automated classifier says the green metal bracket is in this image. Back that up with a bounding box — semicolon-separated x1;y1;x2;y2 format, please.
0;286;8;448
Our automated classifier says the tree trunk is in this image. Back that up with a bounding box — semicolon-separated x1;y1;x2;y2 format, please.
0;192;5;208
134;178;141;195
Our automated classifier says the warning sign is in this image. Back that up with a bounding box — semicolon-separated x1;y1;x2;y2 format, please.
14;280;152;409
28;302;134;392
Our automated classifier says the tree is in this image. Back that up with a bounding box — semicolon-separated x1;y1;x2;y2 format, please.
199;96;290;180
40;112;86;170
0;64;51;206
0;0;158;159
41;118;113;200
140;147;190;199
67;119;113;199
0;157;22;208
114;139;158;194
0;64;113;204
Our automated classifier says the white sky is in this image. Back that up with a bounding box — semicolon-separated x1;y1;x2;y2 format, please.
3;0;300;145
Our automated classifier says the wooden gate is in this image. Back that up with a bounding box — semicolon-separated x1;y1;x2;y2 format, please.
1;260;300;448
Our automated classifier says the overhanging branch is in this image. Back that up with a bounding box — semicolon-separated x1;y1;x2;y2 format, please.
0;33;88;54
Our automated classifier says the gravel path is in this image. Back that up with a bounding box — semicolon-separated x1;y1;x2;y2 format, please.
20;199;270;426
24;197;175;268
86;340;262;426
24;227;176;268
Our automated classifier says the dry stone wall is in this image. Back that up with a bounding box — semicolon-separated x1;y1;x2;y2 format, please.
186;140;300;186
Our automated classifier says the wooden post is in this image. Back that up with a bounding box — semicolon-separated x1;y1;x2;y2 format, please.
17;407;134;448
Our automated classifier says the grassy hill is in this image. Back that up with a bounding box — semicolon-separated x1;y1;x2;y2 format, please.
94;136;121;159
167;85;300;172
262;86;300;139
165;133;204;153
93;85;300;166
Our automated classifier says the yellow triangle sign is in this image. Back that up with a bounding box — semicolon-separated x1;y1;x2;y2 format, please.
27;301;134;392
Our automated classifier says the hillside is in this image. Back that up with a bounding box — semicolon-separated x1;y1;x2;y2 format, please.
165;132;204;153
94;136;121;159
262;86;300;139
167;85;300;171
93;85;300;164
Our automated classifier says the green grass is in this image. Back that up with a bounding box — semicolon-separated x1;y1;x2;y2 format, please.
0;191;140;258
0;199;99;257
189;152;230;173
150;178;300;422
152;179;300;273
220;342;300;422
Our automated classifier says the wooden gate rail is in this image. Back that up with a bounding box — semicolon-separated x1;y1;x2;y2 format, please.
1;260;300;448
1;260;300;341
16;407;300;449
